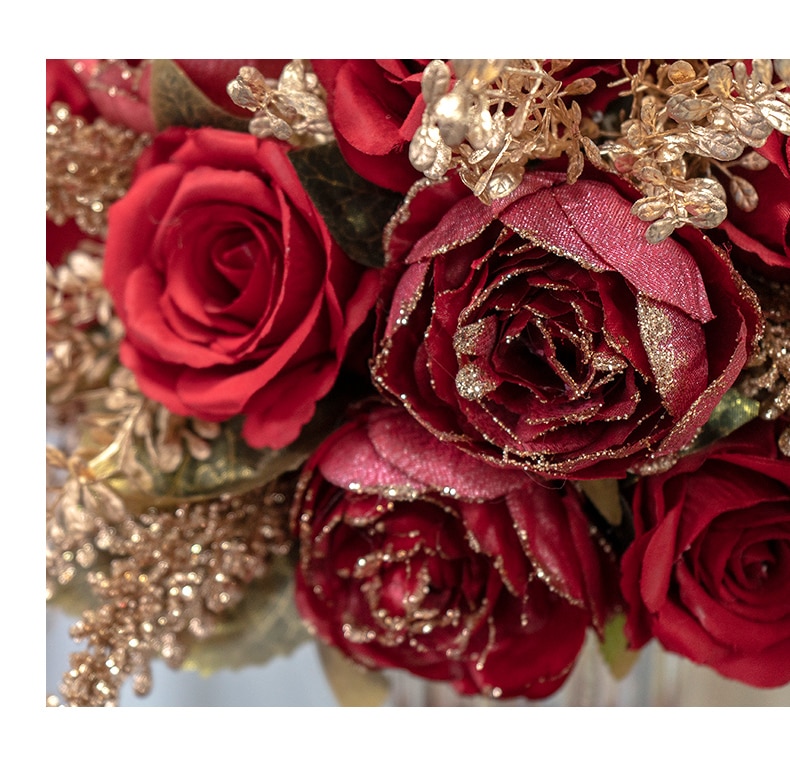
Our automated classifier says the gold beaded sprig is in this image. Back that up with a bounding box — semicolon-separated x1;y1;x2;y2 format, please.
46;101;149;238
227;59;334;147
737;277;790;456
409;59;600;204
46;477;295;707
595;59;790;243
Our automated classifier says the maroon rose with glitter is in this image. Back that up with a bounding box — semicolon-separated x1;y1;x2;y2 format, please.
372;169;762;479
291;402;621;699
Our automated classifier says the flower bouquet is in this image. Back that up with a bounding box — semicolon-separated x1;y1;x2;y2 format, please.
46;58;790;707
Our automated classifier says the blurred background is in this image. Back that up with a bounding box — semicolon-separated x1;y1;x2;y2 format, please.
46;604;790;707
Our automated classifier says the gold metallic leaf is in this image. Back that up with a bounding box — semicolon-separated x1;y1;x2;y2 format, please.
752;59;774;86
289;142;403;268
707;63;734;99
688;126;744;161
420;60;452;107
149;59;251;133
577;478;623;526
182;554;312;675
317;643;391;707
728;101;773;145
645;217;678;243
738;150;771;171
632;196;670;222
667;60;697;85
666;94;713;123
729;175;759;212
598;613;640;681
775;60;790;87
563;77;596;96
755;97;790;134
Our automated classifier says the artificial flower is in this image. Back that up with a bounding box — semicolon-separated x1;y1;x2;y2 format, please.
621;417;790;688
372;168;762;479
292;402;620;698
102;125;379;449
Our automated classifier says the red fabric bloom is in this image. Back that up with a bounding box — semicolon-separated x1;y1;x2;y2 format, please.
621;418;790;688
292;402;620;699
103;126;379;449
311;60;431;194
714;132;790;280
372;169;762;480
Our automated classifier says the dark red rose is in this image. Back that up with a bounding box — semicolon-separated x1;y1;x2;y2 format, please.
714;132;790;280
103;126;379;449
310;60;432;194
292;402;620;699
372;169;763;480
620;418;790;688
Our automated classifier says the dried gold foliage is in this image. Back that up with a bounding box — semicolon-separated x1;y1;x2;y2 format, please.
46;476;297;706
227;60;334;147
409;59;599;203
46;101;149;237
736;277;790;456
46;245;123;404
597;59;790;242
182;553;311;675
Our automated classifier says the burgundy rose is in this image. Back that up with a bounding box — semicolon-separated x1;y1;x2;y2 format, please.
620;418;790;688
372;169;762;480
292;402;620;699
103;126;379;449
715;132;790;279
310;60;432;194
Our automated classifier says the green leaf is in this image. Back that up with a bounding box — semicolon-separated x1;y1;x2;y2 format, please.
598;612;640;680
684;387;760;454
289;142;404;268
149;59;251;133
182;554;311;674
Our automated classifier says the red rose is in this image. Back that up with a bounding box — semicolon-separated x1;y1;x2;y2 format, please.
620;418;790;688
372;170;762;480
103;126;379;449
292;402;619;699
310;59;432;194
715;132;790;279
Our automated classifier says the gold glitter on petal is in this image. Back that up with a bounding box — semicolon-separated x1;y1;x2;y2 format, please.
455;363;497;401
636;293;681;406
